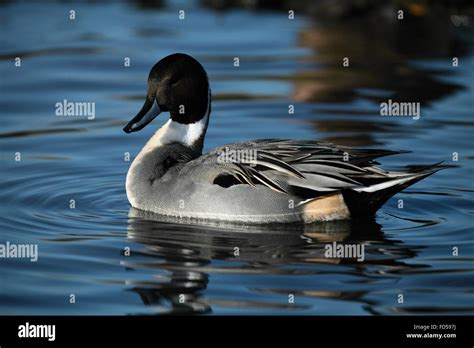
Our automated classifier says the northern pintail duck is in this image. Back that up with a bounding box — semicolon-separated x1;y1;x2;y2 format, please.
123;53;442;224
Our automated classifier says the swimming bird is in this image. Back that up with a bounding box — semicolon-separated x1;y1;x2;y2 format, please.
123;53;442;224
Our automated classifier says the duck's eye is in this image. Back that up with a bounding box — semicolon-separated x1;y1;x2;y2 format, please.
169;77;180;87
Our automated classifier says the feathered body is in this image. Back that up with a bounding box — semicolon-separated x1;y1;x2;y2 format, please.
124;53;442;224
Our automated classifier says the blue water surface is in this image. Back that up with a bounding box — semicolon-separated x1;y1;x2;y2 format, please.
0;0;473;315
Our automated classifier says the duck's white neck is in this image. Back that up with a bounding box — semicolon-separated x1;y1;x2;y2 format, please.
126;90;211;208
142;89;211;152
144;114;209;151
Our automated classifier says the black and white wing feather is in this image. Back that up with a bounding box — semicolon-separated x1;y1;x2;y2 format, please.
201;139;410;194
178;139;444;216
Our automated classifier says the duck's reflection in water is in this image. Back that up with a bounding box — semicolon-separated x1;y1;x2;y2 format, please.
125;208;427;314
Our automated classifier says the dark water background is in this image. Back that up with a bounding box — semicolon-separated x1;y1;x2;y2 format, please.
0;1;473;315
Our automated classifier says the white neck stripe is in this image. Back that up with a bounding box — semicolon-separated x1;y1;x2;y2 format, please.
147;89;210;148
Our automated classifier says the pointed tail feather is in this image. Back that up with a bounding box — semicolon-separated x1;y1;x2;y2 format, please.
342;165;444;217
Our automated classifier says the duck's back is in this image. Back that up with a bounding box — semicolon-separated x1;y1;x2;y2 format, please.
136;139;441;223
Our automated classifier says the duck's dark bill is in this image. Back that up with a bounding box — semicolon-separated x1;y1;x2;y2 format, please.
123;98;162;133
